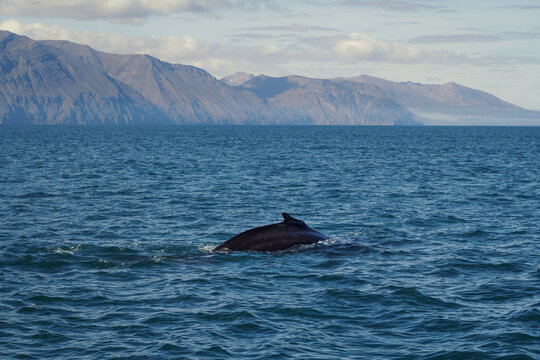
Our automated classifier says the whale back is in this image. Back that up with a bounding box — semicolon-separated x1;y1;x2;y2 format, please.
213;213;327;252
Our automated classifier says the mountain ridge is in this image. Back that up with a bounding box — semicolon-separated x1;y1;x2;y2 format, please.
1;31;537;125
237;75;416;125
0;31;416;125
223;72;534;114
341;74;527;114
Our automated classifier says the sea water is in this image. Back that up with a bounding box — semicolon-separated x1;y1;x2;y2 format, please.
0;126;538;359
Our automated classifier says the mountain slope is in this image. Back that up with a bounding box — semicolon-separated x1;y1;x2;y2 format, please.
0;31;276;125
341;75;531;116
0;31;168;125
45;41;274;124
239;75;418;125
220;72;254;86
0;31;418;125
5;30;535;126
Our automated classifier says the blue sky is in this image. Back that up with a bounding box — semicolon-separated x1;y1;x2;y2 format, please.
1;0;539;110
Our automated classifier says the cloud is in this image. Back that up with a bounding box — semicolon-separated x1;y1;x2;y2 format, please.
231;33;289;41
341;0;442;12
0;1;225;22
334;33;465;63
499;5;540;10
263;44;281;54
230;24;341;43
1;19;510;79
0;0;283;23
409;34;501;44
0;18;75;41
408;32;540;44
0;18;287;75
242;24;341;33
0;19;217;63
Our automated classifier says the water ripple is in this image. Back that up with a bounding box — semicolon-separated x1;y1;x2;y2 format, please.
0;126;538;359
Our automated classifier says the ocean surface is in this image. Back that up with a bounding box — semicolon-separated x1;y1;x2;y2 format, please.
0;126;538;359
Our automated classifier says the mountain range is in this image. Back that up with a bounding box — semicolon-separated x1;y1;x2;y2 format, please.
1;30;538;125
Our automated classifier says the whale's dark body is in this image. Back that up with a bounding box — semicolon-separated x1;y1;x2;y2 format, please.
214;213;328;252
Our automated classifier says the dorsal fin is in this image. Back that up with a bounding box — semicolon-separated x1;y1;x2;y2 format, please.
282;213;295;223
281;213;307;227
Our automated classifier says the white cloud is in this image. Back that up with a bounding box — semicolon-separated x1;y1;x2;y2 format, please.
408;32;540;44
0;0;228;22
242;24;341;33
334;33;466;63
0;18;210;61
263;44;281;54
341;0;442;12
0;0;283;23
0;19;76;42
0;19;503;80
0;18;285;76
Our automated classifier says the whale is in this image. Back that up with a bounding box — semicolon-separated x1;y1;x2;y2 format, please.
213;213;328;252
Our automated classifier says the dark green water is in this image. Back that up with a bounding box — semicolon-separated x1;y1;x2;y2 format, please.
1;126;538;359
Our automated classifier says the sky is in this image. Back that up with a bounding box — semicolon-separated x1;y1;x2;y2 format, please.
0;0;539;110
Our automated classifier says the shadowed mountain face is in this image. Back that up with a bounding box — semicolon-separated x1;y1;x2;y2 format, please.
45;42;275;124
0;31;271;125
0;31;417;125
0;31;169;125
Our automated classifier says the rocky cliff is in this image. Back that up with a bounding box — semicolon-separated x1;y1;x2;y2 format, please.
0;31;169;125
